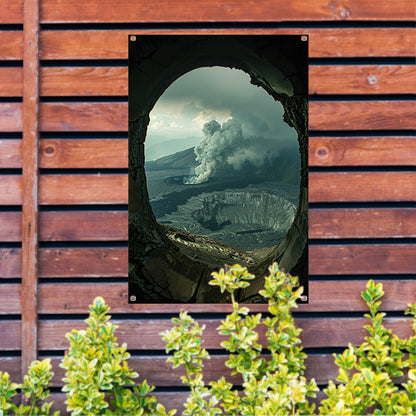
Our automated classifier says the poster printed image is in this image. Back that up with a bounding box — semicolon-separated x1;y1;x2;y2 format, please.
128;35;308;304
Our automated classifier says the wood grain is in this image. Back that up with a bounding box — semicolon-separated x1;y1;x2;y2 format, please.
0;0;23;24
39;0;415;23
309;65;416;95
0;31;23;60
38;102;415;132
309;208;416;239
309;137;416;166
0;103;22;132
0;139;22;168
39;28;416;60
309;101;415;131
39;138;127;169
310;244;416;275
0;321;20;350
309;172;416;202
0;68;22;97
1;245;414;278
36;317;414;350
37;280;416;314
0;212;22;241
0;175;21;205
37;65;416;96
0;284;20;314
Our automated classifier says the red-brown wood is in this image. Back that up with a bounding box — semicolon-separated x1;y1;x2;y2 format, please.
39;0;415;23
310;244;416;275
0;103;22;132
0;139;22;168
21;0;40;377
309;208;416;239
0;212;22;241
0;284;21;314
36;317;413;351
309;172;416;202
37;101;416;132
0;176;21;205
0;321;21;350
0;31;23;60
0;0;23;24
309;137;416;166
39;138;127;169
0;68;22;97
37;280;416;314
309;65;416;95
309;101;415;130
0;249;21;279
39;28;416;60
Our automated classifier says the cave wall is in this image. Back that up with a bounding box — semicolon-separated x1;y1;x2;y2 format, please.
128;35;308;302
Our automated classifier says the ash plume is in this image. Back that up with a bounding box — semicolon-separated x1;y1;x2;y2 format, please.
188;118;281;184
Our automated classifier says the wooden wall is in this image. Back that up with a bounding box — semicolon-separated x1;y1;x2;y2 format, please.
0;0;415;413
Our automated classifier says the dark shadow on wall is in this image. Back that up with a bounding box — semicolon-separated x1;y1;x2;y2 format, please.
128;35;308;304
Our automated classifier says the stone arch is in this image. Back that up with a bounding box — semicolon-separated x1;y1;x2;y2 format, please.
129;35;308;303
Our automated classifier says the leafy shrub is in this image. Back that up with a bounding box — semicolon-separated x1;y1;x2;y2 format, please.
0;263;414;415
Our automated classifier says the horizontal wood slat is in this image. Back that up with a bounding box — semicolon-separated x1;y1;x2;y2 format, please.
309;172;416;202
0;0;23;24
36;280;416;314
0;65;399;96
36;317;413;350
0;321;20;350
0;31;23;60
1;245;414;278
0;284;20;314
2;102;414;132
1;172;415;206
39;28;416;60
2;208;415;242
310;244;416;274
309;137;416;166
309;208;416;238
39;0;415;23
3;138;414;169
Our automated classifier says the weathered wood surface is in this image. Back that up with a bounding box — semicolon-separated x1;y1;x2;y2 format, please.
1;245;414;278
38;28;416;60
0;68;22;97
0;0;23;24
0;103;22;132
0;31;23;60
39;0;415;23
2;208;415;242
2;138;414;170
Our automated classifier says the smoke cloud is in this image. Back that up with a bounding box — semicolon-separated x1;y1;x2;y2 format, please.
189;118;282;184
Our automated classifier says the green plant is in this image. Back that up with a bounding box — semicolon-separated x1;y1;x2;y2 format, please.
60;296;174;416
161;264;318;416
319;280;416;415
0;358;58;416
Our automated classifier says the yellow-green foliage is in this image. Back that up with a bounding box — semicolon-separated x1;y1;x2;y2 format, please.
0;264;414;416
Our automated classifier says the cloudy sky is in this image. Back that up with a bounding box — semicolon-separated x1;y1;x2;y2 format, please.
145;66;298;162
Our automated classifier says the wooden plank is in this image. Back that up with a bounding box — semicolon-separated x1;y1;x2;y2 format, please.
0;212;22;241
3;137;414;170
37;317;413;350
1;172;415;206
0;284;21;314
0;0;23;24
309;137;416;166
0;31;23;60
38;102;415;132
0;176;21;205
21;0;40;376
39;103;127;132
0;68;22;97
309;172;416;202
310;244;416;275
38;65;416;96
2;244;413;279
40;67;127;96
38;248;127;277
39;139;127;169
310;65;416;95
0;103;22;132
0;139;22;168
39;174;127;205
0;321;21;350
309;101;415;131
39;0;415;23
310;208;416;239
38;279;416;314
39;28;416;60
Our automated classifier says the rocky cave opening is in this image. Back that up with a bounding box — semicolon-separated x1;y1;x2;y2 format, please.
128;35;308;303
